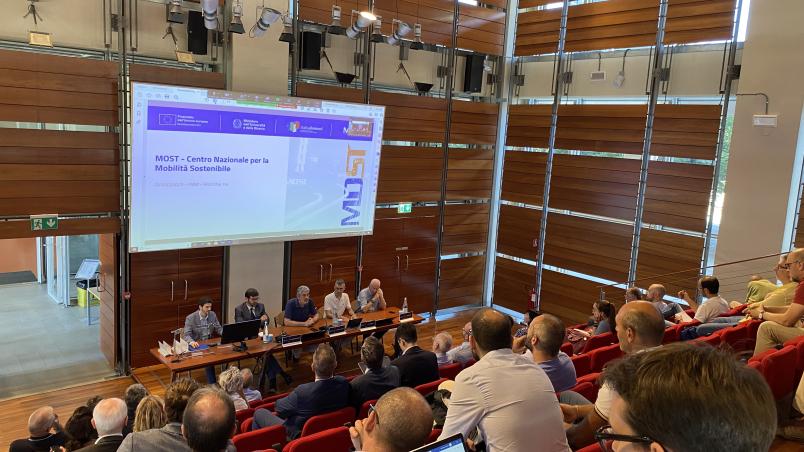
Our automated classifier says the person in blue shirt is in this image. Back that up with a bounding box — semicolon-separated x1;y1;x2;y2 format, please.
284;285;320;360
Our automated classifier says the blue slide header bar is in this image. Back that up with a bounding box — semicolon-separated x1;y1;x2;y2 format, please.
147;105;375;141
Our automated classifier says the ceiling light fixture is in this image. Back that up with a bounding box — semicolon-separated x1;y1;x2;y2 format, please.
279;15;294;43
370;17;384;43
328;5;345;35
346;10;376;40
250;6;282;38
386;19;410;46
229;1;245;34
167;0;186;24
410;23;423;50
200;0;218;30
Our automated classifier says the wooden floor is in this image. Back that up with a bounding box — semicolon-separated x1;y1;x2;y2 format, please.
3;307;803;451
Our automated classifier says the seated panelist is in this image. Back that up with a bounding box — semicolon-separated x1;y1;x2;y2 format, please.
234;288;268;323
284;285;320;327
324;279;355;320
356;278;387;313
183;297;223;383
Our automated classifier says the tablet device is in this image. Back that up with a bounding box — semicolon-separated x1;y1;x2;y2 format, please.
410;433;469;452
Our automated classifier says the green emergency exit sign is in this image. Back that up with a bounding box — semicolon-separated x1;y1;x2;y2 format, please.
31;214;58;231
397;203;413;214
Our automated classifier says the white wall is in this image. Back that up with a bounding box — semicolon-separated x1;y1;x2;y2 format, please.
226;242;286;322
715;0;804;271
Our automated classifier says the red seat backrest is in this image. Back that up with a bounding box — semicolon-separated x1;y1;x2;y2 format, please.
463;359;476;368
747;360;763;373
763;345;798;400
748;348;776;366
582;332;617;354
283;427;352;452
415;378;448;397
560;342;573;356
232;424;286;452
570;381;599;404
575;372;601;387
358;399;377;420
439;362;462;381
235;408;256;434
427;429;442;444
300;407;356;437
694;331;722;347
662;325;681;344
576;442;606;452
241;417;253;433
590;344;623;373
571;353;592;377
721;322;750;351
784;334;804;348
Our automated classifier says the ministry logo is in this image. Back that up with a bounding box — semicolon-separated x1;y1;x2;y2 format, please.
288;121;301;133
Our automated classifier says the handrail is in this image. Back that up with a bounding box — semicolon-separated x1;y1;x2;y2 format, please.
596;250;788;291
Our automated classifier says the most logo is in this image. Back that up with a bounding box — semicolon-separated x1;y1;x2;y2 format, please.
341;146;366;226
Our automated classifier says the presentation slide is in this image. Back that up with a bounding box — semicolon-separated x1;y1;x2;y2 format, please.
129;82;385;253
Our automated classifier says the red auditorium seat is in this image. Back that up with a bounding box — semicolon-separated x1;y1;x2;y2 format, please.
793;340;804;383
784;334;804;348
439;362;462;381
358;399;377;419
663;324;682;344
235;408;256;434
694;331;722;347
283;426;352;452
749;348;776;366
463;359;476;368
415;378;448;397
590;344;623;373
300;407;356;437
427;429;442;444
762;345;798;401
582;332;618;354
720;304;748;317
233;425;286;452
576;442;606;452
721;322;751;351
249;392;289;408
263;450;278;452
241;417;253;433
747;360;762;373
571;353;592;378
575;372;601;387
255;401;277;413
560;342;573;356
747;319;762;343
569;381;599;403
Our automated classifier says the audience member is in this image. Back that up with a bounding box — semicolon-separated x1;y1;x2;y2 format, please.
439;308;570;451
592;300;616;335
63;405;96;451
349;387;433;452
181;388;236;452
738;254;797;309
624;287;642;302
600;342;776;452
645;283;683;326
217;366;248;411
446;322;473;364
678;276;729;323
432;332;453;365
524;313;577;392
391;323;440;388
118;377;200;452
122;383;147;435
350;336;401;411
74;398;127;452
240;368;261;402
9;406;66;452
750;248;804;355
133;395;167;432
252;343;349;439
561;300;665;449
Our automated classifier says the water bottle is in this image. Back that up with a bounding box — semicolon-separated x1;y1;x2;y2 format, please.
402;297;408;313
262;320;270;343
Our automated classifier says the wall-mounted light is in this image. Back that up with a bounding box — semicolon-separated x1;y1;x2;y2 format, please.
167;0;186;24
370;17;384;43
279;15;294;43
250;6;282;37
410;23;423;50
229;1;245;34
200;0;218;30
386;20;410;46
329;5;345;35
346;10;376;40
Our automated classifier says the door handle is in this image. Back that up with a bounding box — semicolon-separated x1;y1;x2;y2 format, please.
329;264;333;281
395;256;400;271
170;280;174;302
184;280;188;300
405;255;409;270
320;264;324;282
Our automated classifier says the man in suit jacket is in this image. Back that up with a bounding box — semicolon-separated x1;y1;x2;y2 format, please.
184;297;224;383
350;336;400;410
252;344;350;439
75;398;127;452
234;288;268;323
391;323;439;388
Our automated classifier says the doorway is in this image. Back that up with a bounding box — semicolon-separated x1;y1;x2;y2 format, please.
0;235;115;400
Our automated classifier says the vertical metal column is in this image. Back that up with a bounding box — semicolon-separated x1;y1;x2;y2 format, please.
483;0;520;306
627;0;669;285
357;0;376;292
533;0;570;309
432;0;460;316
116;0;131;375
289;0;300;96
702;0;743;268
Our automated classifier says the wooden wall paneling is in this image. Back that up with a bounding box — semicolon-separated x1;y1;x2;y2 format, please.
376;145;444;203
296;83;365;103
439;255;485;309
371;91;448;143
501;150;546;205
515;8;561;56
506;104;552;148
543;212;633;282
457;4;506;55
497;204;541;261
554;104;647;154
373;0;456;47
519;0;561;8
548;154;640;221
98;233;118;368
540;269;625;325
129;64;225;89
450;100;499;145
289;237;358;303
652;104;721;159
664;0;736;45
446;149;494;200
442;203;490;255
493;256;536;313
643;161;714;232
635;228;703;297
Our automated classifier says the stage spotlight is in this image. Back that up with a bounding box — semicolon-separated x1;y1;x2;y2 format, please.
410;23;423;50
328;5;345;35
346;10;376;40
229;1;245;34
200;0;218;29
250;6;282;37
370;17;384;43
167;0;186;24
386;20;410;46
279;15;294;43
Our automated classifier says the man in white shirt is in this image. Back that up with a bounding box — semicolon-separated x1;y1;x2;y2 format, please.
438;308;570;452
75;398;127;452
324;279;355;319
559;301;665;450
679;276;729;324
446;322;473;364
